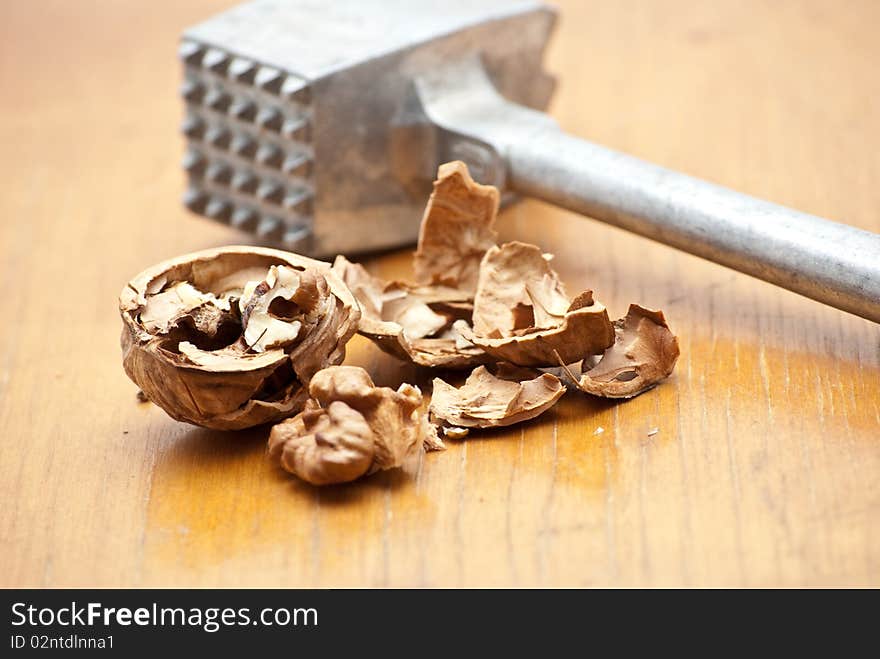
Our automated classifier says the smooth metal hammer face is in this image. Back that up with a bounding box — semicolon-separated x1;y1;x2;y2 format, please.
179;0;556;255
181;0;880;322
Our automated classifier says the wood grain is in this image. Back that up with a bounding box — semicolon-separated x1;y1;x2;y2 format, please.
1;0;878;587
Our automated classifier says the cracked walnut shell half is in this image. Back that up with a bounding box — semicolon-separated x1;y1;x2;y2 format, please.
119;246;360;430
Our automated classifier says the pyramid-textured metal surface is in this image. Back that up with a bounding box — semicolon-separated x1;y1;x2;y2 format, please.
179;0;556;255
179;37;314;249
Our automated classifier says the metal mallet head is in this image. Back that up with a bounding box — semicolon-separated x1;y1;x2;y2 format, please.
179;0;556;256
181;0;880;322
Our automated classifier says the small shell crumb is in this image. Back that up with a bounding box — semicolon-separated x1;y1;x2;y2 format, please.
443;426;470;440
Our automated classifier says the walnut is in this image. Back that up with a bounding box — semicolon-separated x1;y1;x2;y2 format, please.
412;160;499;296
430;365;565;430
573;304;680;398
119;246;359;430
332;255;490;369
268;366;436;485
267;400;374;485
464;242;615;367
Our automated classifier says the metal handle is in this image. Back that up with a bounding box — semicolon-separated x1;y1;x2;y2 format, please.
508;130;880;322
415;57;880;323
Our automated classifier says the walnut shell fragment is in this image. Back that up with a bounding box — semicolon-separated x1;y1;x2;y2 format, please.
119;246;359;430
327;162;504;370
465;242;615;367
268;366;436;485
430;366;565;430
333;256;490;369
412;160;500;296
575;304;680;398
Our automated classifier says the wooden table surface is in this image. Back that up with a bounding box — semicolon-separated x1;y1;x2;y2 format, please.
1;0;878;588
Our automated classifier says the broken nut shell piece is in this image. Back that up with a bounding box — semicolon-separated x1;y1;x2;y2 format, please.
466;242;615;367
333;256;490;369
119;246;360;430
412;160;500;297
269;366;434;485
430;365;565;430
575;304;680;398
